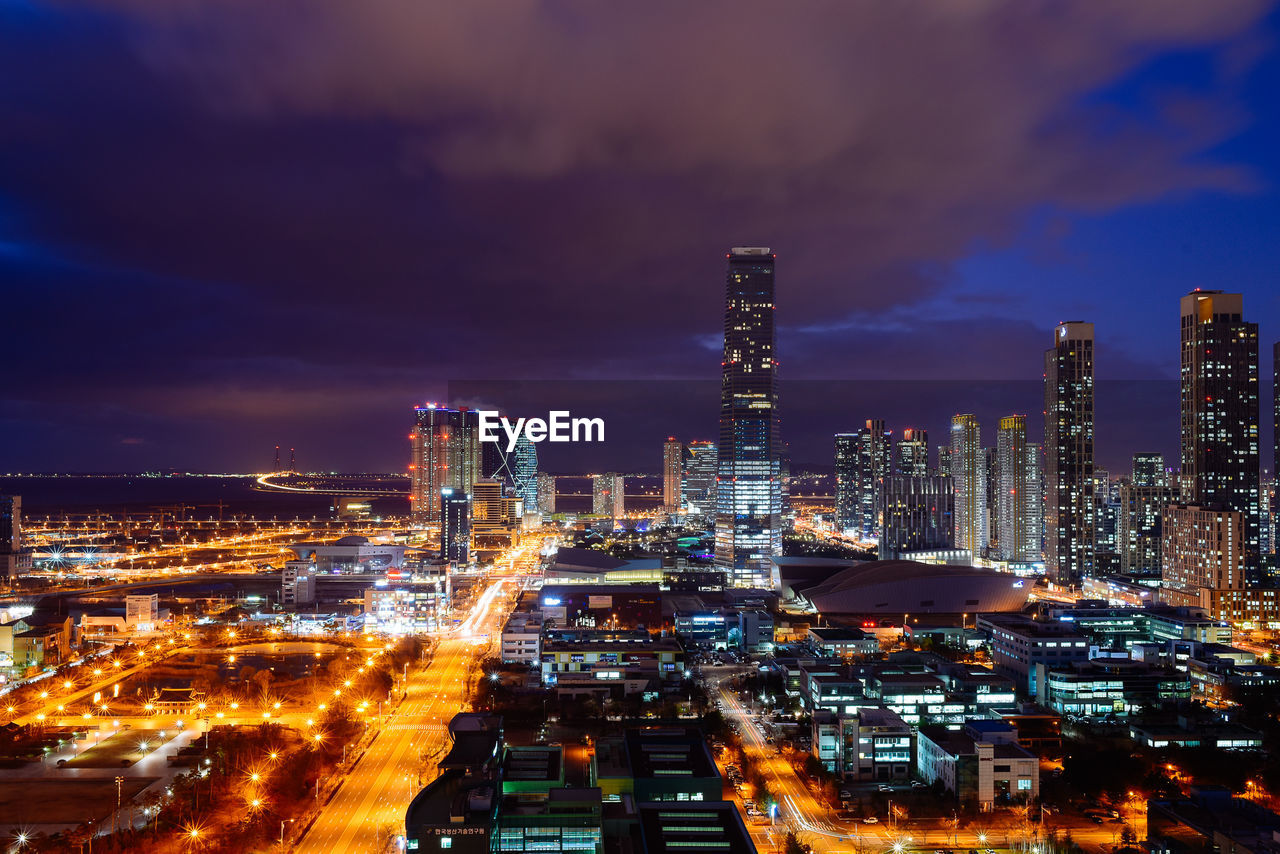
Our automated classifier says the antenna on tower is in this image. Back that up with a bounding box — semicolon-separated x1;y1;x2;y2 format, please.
289;448;296;472
273;445;280;472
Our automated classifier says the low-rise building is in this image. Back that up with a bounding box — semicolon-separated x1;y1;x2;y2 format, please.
977;613;1089;696
592;728;722;803
1034;658;1191;717
637;801;756;854
916;720;1039;810
813;707;914;782
282;561;317;607
501;612;544;665
540;632;684;698
808;626;880;658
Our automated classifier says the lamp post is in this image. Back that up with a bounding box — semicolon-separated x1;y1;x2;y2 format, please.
279;818;294;851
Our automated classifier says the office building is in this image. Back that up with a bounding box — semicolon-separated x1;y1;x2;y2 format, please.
917;721;1039;809
662;438;683;509
681;440;718;514
1181;291;1261;566
854;419;892;537
472;478;517;553
512;435;538;517
440;487;472;564
281;561;317;607
976;613;1089;695
996;415;1041;564
1133;453;1169;488
715;247;782;588
592;473;625;518
1044;321;1095;585
950;415;987;557
409;404;481;525
897;428;929;478
879;475;954;559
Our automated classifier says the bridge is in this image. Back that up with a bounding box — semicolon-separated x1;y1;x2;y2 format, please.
254;473;409;497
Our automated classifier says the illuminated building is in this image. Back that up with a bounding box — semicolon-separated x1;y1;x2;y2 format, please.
281;561;317;606
1161;503;1247;599
996;415;1042;564
512;434;538;516
1118;482;1180;575
409;404;481;525
1133;452;1169;488
936;445;952;478
681;441;717;514
897;428;929;477
849;419;893;537
472;478;517;554
878;475;954;559
1180;291;1260;567
288;536;407;573
0;495;31;581
950;414;987;558
1044;321;1095;585
834;432;858;533
592;473;624;518
662;438;683;508
440;487;471;564
715;247;782;588
536;473;557;515
363;584;446;634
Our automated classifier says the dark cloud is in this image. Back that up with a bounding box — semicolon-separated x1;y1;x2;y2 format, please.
0;0;1272;470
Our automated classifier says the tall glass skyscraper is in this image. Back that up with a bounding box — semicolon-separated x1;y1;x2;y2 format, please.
410;405;481;526
682;441;718;514
1180;290;1260;567
715;247;782;588
1044;321;1095;585
834;433;858;533
663;438;684;508
512;434;538;516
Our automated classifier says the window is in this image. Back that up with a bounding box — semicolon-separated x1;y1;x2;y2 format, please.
440;839;452;850
1018;779;1032;791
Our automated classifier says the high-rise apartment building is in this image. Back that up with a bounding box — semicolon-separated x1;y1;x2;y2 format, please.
0;495;30;581
936;446;952;478
996;415;1042;564
536;473;557;515
857;420;892;537
593;473;625;518
897;429;929;478
472;478;516;552
682;441;718;514
1044;321;1095;585
715;247;782;588
409;405;482;526
1132;453;1169;489
1180;291;1260;566
834;433;858;533
1118;482;1180;575
950;414;987;558
1162;503;1247;595
663;438;684;509
879;476;954;559
440;488;472;564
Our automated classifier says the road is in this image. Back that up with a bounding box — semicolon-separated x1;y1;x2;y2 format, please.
295;579;512;854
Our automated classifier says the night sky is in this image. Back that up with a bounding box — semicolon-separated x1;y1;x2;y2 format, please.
4;1;1280;474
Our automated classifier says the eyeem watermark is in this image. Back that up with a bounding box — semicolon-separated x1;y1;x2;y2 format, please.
478;410;604;453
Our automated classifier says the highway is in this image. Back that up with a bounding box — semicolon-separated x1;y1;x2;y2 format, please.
295;579;512;854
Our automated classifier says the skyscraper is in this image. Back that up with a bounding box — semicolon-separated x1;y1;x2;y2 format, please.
682;441;718;514
593;473;625;518
0;495;30;581
834;433;858;533
536;473;557;515
950;414;987;558
1044;321;1095;585
410;405;481;526
996;415;1042;564
663;438;684;508
1180;290;1260;566
897;428;929;478
512;435;538;516
715;247;782;588
440;488;471;564
856;420;892;537
936;445;952;478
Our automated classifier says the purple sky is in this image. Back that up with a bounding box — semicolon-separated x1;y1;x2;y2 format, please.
3;1;1280;473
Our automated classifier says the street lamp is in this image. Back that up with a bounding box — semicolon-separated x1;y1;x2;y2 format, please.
279;818;294;850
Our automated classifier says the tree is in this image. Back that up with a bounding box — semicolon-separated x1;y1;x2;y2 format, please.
784;831;807;854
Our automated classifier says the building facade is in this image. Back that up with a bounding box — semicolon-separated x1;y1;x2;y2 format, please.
662;438;683;509
715;247;782;588
1044;321;1095;585
996;415;1042;564
951;415;987;558
879;475;955;559
410;405;481;525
